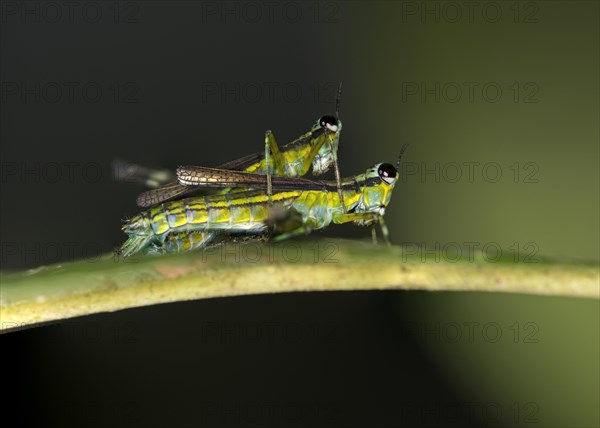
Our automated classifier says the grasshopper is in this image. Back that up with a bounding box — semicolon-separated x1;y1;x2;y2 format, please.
113;113;343;206
118;145;408;256
121;83;346;208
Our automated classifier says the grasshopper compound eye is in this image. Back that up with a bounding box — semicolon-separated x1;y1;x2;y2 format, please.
319;115;339;132
378;163;397;184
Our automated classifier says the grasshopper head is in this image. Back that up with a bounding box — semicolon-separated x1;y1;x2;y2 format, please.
355;163;399;218
311;116;342;175
318;115;341;133
357;146;408;217
313;83;344;175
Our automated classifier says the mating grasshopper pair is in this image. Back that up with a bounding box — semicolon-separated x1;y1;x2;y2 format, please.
117;92;407;256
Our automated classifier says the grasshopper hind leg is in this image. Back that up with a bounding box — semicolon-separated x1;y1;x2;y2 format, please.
272;225;313;242
118;234;155;257
268;207;309;242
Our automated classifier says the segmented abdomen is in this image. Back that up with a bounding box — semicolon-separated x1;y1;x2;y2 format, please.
123;191;300;239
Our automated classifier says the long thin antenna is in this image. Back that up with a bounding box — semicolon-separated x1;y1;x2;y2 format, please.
335;81;343;119
396;144;410;171
332;81;345;212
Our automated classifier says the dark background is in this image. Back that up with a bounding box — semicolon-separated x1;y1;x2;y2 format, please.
1;1;598;427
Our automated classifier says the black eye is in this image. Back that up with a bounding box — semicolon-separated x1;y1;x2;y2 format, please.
378;163;397;184
319;115;338;131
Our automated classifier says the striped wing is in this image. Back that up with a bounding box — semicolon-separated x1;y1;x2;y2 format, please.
177;165;329;191
135;181;200;208
134;152;267;208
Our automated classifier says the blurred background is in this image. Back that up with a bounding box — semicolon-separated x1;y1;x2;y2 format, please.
1;1;598;427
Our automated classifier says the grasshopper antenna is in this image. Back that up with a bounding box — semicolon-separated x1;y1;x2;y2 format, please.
330;81;345;213
396;144;410;171
335;81;342;120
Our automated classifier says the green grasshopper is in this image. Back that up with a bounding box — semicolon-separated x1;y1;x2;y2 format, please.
113;113;344;205
119;145;408;256
126;83;346;208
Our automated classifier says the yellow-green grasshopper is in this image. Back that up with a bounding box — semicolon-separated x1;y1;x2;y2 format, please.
112;114;343;203
123;83;346;208
118;145;408;256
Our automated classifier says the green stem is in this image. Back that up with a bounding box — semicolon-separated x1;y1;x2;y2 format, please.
1;240;598;332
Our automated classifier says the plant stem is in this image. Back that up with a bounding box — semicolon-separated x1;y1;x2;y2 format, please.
1;240;598;332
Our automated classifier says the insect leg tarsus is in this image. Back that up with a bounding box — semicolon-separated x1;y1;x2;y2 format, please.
371;226;378;244
378;216;392;246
